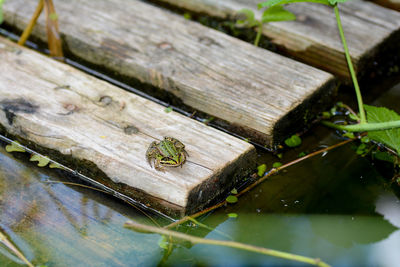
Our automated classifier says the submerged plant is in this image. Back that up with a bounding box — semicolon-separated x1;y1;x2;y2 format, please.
258;0;400;157
236;5;296;46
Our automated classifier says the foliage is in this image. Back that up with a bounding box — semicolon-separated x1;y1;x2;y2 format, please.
5;141;26;152
228;213;238;218
164;106;173;113
257;163;267;176
226;195;238;203
258;0;400;156
284;135;302;147
365;105;400;155
0;0;4;24
30;154;50;167
237;5;295;46
258;0;348;8
272;162;282;168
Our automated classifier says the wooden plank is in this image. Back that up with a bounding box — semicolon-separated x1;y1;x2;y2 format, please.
152;0;400;81
0;37;256;217
2;0;336;145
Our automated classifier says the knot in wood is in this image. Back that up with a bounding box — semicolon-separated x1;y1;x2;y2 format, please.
99;96;113;106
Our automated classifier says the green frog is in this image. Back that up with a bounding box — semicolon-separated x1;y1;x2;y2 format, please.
146;136;188;171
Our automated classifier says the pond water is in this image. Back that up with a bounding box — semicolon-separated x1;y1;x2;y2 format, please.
1;82;400;267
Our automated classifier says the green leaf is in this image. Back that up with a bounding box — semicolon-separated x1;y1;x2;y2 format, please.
183;12;192;20
261;6;296;23
372;151;395;164
226;195;238;204
257;164;267;177
272;162;282;168
342;132;355;139
164;107;173;113
298;151;307;157
365;105;400;155
230;188;238;194
328;0;349;5
49;162;64;169
285;135;302;147
30;154;50;167
236;9;259;27
158;235;169;250
258;0;330;9
349;113;360;121
227;213;238;218
0;0;4;24
5;141;26;153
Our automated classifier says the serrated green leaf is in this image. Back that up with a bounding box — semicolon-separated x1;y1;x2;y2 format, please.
365;105;400;155
257;164;267;177
30;154;50;167
226;195;238;204
258;0;330;9
261;6;296;23
5;141;26;153
285;135;302;147
228;213;238;218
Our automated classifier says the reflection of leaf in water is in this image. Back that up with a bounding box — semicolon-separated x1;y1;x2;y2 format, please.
311;215;398;248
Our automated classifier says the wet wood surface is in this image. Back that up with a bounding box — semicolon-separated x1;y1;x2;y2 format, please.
0;37;256;217
154;0;400;81
2;0;336;145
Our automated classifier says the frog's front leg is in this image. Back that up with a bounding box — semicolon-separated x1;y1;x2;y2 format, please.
154;158;165;172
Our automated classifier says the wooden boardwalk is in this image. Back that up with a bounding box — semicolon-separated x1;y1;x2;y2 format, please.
3;0;336;146
0;37;256;217
154;0;400;81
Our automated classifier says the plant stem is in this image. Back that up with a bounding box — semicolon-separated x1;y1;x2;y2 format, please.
0;230;34;267
18;0;44;46
164;138;354;229
124;221;331;267
254;22;262;46
322;120;400;132
333;5;366;124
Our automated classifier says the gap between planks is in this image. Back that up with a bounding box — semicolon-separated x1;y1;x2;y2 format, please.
3;0;336;146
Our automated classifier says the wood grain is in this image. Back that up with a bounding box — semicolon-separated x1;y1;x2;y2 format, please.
2;0;336;145
153;0;400;81
0;37;256;217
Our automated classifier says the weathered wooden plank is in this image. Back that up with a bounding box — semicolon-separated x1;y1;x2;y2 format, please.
152;0;400;81
0;37;256;217
2;0;336;145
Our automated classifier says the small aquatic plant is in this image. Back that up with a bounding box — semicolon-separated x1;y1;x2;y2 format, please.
236;5;295;46
258;0;400;157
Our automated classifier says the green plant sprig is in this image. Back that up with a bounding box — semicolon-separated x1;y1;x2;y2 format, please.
258;0;400;155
